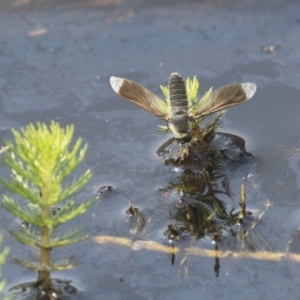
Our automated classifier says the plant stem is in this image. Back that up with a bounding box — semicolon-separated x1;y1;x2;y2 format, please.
39;191;51;291
39;226;51;291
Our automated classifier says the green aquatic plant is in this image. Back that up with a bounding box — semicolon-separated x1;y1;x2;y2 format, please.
0;236;11;300
1;121;96;294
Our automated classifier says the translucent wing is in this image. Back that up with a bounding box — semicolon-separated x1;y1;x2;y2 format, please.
191;82;257;119
110;76;169;120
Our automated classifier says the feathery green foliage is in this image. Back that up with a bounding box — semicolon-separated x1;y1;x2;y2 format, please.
185;76;199;104
159;84;169;99
0;236;12;300
1;121;97;293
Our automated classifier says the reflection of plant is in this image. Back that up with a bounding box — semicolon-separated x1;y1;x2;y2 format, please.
168;168;232;198
168;198;237;239
1;122;96;294
167;179;253;240
167;167;242;239
168;169;209;195
169;202;209;238
0;236;11;300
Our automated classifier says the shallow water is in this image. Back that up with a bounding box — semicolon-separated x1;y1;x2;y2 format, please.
0;0;300;299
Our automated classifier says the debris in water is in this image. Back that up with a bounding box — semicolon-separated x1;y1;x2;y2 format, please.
97;185;113;194
261;44;280;53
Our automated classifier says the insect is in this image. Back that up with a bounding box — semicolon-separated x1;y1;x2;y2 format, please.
110;73;257;144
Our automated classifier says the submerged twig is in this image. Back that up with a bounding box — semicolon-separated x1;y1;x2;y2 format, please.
0;146;9;155
94;235;300;262
240;184;246;218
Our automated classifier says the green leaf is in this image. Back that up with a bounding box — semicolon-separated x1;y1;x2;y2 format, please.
159;85;169;98
49;227;89;247
185;76;199;104
0;236;11;300
2;196;44;227
12;255;76;271
50;197;97;227
6;228;40;247
193;87;213;113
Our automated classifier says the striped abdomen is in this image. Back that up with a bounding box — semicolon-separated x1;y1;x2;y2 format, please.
169;73;189;114
168;73;191;142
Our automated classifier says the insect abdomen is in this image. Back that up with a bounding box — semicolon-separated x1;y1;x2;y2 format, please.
168;73;188;113
168;73;192;142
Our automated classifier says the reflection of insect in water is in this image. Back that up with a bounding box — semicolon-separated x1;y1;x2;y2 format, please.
97;185;113;195
126;202;145;234
110;73;257;144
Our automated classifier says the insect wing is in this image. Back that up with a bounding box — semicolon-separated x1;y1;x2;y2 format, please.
110;76;168;120
191;82;257;119
156;137;176;156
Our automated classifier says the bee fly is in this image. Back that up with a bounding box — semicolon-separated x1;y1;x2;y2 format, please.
110;73;256;144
